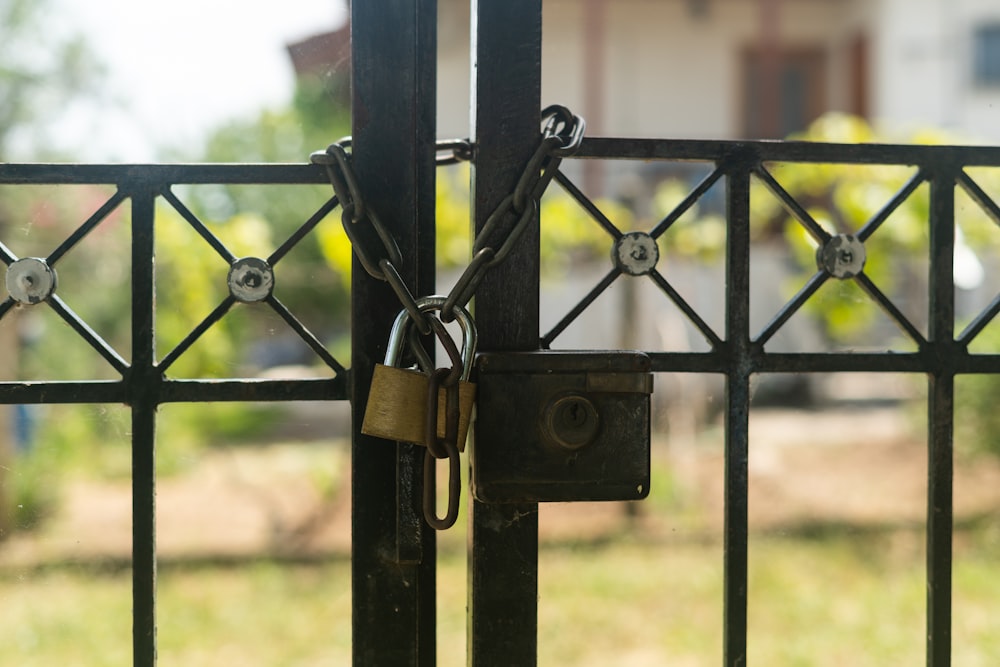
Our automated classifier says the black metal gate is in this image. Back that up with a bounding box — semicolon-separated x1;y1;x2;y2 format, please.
2;1;999;665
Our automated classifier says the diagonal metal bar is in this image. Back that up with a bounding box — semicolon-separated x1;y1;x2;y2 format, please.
755;270;829;347
854;272;928;345
0;238;19;265
540;267;621;348
268;196;340;266
46;189;128;265
156;295;237;374
647;269;723;348
957;292;1000;346
266;294;346;375
161;188;237;263
856;170;926;243
754;163;832;244
649;165;725;238
47;294;130;374
553;169;622;239
957;170;1000;227
0;297;14;320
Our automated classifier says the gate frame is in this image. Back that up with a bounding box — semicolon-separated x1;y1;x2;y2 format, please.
1;1;997;664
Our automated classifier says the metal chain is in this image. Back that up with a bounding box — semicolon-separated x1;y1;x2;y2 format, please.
441;105;585;322
310;107;584;530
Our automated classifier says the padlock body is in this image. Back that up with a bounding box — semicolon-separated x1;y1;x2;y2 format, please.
471;351;652;503
362;364;475;450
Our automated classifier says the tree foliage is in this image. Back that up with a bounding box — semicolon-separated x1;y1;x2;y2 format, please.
0;0;102;158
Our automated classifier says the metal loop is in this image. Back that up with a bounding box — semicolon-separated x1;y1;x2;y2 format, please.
406;325;434;374
380;258;431;335
422;427;460;530
364;207;404;271
322;163;355;219
317;142;366;223
428;316;464;387
541;104;574;133
474;197;538;268
339;209;381;279
424;362;462;530
435;138;474;166
542;104;586;157
339;206;404;282
424;367;451;459
441;247;496;322
532;151;564;202
384;296;477;380
512;135;562;213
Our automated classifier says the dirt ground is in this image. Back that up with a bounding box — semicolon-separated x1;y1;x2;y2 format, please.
3;406;1000;567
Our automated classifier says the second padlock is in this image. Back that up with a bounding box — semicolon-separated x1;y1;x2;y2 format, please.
471;350;653;503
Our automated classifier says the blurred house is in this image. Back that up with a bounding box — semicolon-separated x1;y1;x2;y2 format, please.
292;0;1000;145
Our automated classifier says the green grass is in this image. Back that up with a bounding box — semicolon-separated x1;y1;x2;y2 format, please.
2;527;1000;666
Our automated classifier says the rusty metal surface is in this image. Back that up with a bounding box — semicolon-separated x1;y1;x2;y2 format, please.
472;351;652;503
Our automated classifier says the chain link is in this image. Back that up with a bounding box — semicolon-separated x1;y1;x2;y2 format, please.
440;105;584;321
311;107;584;530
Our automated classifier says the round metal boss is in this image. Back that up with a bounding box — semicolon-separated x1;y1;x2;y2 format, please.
5;257;57;305
817;234;866;279
612;231;660;276
227;257;274;303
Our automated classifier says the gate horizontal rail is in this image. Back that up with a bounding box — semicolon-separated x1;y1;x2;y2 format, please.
0;163;329;185
575;136;1000;165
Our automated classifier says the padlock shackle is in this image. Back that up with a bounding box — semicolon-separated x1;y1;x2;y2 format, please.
384;295;477;381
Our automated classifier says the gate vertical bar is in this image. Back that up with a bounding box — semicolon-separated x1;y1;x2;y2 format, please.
130;184;158;666
723;152;752;667
468;1;542;665
350;0;439;664
927;165;955;667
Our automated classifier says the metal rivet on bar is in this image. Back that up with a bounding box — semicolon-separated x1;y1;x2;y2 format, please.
227;257;274;303
5;257;57;304
817;234;866;279
612;231;660;276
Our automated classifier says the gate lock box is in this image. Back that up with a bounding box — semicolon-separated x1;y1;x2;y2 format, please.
471;351;653;504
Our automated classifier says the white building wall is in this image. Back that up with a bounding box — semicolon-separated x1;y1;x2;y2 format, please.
439;0;1000;141
546;0;866;139
950;0;1000;141
874;0;1000;141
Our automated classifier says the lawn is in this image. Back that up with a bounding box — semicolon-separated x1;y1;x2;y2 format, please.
2;525;999;666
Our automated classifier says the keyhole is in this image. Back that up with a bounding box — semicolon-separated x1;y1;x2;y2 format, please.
564;401;587;427
545;394;599;450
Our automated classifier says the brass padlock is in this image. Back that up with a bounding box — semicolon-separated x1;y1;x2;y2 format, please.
471;351;653;503
362;296;477;450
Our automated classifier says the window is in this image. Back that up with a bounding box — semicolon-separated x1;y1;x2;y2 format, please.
742;47;827;139
973;24;1000;86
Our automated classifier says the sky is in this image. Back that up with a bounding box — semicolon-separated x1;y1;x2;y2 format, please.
51;0;347;161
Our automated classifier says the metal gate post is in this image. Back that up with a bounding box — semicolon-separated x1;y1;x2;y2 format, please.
723;151;752;667
130;184;159;666
468;2;543;665
350;1;439;664
927;163;956;667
